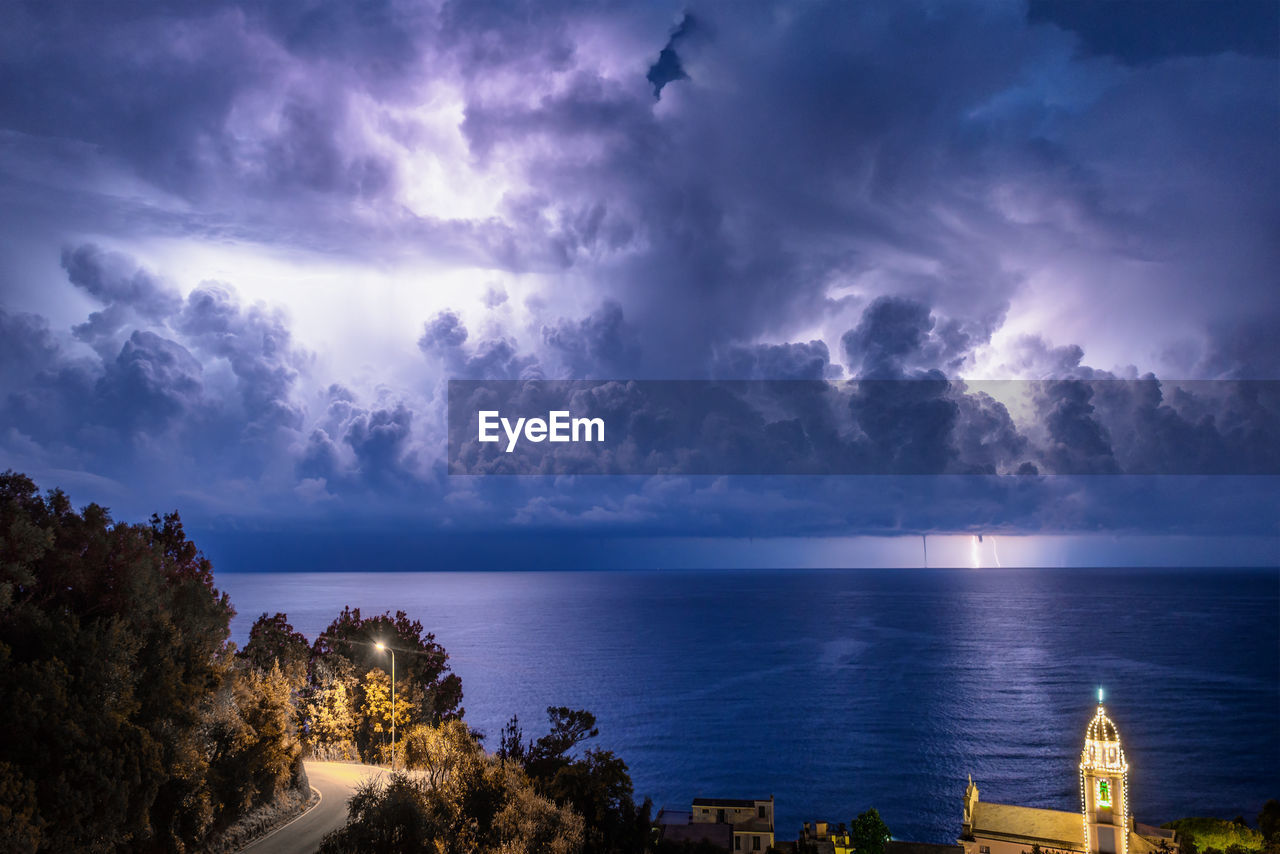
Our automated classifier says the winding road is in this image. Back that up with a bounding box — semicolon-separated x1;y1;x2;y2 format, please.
239;761;384;854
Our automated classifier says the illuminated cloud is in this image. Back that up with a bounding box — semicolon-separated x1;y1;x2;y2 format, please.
0;0;1274;561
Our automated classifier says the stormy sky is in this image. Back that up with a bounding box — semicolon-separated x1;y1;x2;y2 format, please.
1;0;1276;568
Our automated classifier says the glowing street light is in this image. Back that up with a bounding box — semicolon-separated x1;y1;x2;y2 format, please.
375;642;396;771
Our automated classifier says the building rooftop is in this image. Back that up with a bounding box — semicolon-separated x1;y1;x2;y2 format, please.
694;797;771;808
657;808;693;826
970;802;1087;852
887;841;965;854
1135;824;1176;841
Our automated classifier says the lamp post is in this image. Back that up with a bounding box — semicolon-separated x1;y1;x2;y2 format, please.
375;642;396;771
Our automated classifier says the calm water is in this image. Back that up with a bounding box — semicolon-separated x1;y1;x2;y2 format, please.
216;568;1279;842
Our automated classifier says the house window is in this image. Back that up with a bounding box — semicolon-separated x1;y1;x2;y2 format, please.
759;806;767;819
735;837;742;851
753;837;762;851
980;846;991;853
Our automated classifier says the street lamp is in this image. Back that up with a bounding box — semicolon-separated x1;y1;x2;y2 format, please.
375;642;396;771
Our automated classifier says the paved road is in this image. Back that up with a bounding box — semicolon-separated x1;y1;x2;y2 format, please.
239;761;384;854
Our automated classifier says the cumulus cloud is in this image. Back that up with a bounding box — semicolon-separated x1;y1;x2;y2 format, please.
541;301;641;378
711;340;840;381
419;309;540;380
0;0;1274;550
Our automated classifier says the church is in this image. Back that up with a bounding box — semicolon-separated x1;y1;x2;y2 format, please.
960;696;1179;854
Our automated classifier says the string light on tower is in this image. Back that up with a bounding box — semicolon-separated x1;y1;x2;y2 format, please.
1080;689;1130;854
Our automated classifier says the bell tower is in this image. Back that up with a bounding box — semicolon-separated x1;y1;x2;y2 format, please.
1080;690;1129;854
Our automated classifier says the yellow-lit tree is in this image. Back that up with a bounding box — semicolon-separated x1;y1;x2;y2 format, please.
401;719;483;790
301;673;359;760
360;668;414;764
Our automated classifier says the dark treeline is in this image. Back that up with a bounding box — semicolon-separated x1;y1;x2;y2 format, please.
0;471;656;854
0;471;306;852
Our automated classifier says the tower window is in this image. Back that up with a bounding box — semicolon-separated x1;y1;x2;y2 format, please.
1097;779;1112;808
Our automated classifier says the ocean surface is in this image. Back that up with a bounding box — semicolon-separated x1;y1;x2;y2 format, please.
215;568;1279;842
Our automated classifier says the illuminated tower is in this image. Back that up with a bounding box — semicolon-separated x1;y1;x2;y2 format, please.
1080;692;1130;854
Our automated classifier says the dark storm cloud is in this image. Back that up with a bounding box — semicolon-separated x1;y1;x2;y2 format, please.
1;247;316;509
646;13;697;99
710;340;840;381
0;309;60;386
177;283;306;433
1035;379;1119;475
1029;0;1279;65
436;0;1276;385
64;245;182;323
541;301;641;379
445;2;1052;374
96;331;205;432
62;245;185;357
419;310;540;380
843;297;937;378
4;0;1273;372
345;404;417;489
0;3;264;194
0;0;1275;548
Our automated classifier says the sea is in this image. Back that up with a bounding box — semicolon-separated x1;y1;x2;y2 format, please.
214;567;1280;843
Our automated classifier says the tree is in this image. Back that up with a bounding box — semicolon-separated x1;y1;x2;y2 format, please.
313;607;464;760
526;707;601;780
205;660;307;829
517;707;651;854
299;659;360;760
498;713;528;765
1164;817;1266;854
239;613;311;682
495;781;586;854
402;720;483;790
360;668;415;764
321;723;583;854
0;471;249;851
315;607;463;719
848;808;891;854
543;749;652;854
1259;801;1280;844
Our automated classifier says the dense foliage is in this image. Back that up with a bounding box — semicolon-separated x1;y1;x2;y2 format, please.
239;611;310;678
0;471;306;853
848;808;891;854
501;707;654;854
321;707;651;854
242;606;466;763
1261;802;1280;849
1164;815;1271;854
319;720;583;854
